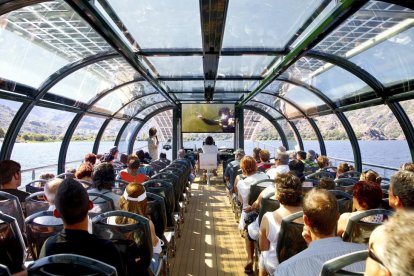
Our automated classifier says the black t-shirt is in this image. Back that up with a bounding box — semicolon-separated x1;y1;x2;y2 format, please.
39;229;125;276
0;189;30;203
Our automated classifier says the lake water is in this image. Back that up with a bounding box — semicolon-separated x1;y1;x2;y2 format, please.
1;139;410;183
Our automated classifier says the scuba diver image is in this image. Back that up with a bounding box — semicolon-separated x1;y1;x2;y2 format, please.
182;104;236;133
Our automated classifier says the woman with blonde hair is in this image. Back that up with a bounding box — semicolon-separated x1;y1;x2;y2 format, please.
117;182;162;274
360;169;382;185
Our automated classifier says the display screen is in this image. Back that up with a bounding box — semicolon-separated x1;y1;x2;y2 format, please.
181;104;235;133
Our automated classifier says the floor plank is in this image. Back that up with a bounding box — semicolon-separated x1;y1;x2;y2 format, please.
170;174;246;276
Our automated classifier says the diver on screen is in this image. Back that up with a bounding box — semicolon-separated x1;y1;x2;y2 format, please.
196;107;235;133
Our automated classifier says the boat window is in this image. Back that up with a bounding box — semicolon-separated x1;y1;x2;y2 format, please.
66;115;106;165
215;80;258;93
292;119;320;153
248;102;283;121
344;106;410;176
281;57;373;106
106;0;202;49
0;1;111;88
136;102;172;120
182;133;234;150
276;118;298;151
119;121;139;154
312;114;353;161
314;1;414;88
254;93;303;119
264;81;330;116
243;110;282;155
97;119;124;154
113;94;167;119
166;81;205;93
400;100;414;127
222;0;328;48
147;56;203;78
218;56;277;77
0;99;22;139
48;57;136;104
11;106;76;178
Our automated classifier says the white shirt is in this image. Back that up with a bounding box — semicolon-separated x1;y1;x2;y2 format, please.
147;136;159;160
202;144;218;154
266;164;290;180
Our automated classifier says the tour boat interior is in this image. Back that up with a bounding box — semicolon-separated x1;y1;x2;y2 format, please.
1;0;414;275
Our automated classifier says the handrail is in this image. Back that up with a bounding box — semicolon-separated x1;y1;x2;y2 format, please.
21;145;149;181
327;156;399;171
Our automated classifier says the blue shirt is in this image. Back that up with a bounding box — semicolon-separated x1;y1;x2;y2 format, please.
276;237;367;276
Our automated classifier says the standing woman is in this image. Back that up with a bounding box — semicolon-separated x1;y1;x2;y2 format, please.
147;127;159;161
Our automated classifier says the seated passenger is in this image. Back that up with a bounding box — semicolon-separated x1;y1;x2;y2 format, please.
289;159;313;187
360;169;381;185
316;155;330;170
116;183;162;274
303;150;319;174
224;148;245;192
253;147;261;163
296;150;306;163
201;136;218;154
276;189;366;276
39;179;124;276
118;155;149;183
317;177;336;190
84;153;97;166
388;170;414;209
119;153;128;169
336;162;350;179
39;172;55;180
365;210;414;276
0;160;30;203
136;150;151;164
337;181;384;237
234;156;268;271
89;163;120;210
400;162;414;172
158;152;171;165
258;173;303;276
75;162;94;183
34;178;64;225
257;149;272;171
266;152;290;180
101;153;114;164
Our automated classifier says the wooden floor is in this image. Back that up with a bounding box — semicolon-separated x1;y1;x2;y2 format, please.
169;173;247;276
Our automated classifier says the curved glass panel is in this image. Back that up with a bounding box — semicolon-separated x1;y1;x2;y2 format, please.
147;57;203;77
282;57;372;106
400;99;414;127
264;80;329;115
215;80;258;92
107;0;202;49
48;57;136;104
313;114;353;161
136;102;171;120
0;99;22;141
98;119;124;153
11;106;76;182
344;105;410;175
0;1;112;88
243;109;282;157
223;0;327;48
254;94;303;119
292;119;319;153
315;1;414;88
133;110;173;159
182;133;234;150
276;118;298;150
247;102;282;121
66;115;106;162
91;82;161;116
115;94;167;118
174;93;204;101
218;56;276;77
165;81;204;92
119;121;139;153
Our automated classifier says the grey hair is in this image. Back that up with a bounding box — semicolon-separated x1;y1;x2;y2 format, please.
379;211;414;276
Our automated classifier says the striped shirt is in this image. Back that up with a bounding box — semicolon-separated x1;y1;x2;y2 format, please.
276;237;367;276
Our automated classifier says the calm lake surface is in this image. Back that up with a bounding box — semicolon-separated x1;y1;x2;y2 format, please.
1;139;409;183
